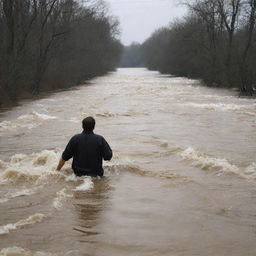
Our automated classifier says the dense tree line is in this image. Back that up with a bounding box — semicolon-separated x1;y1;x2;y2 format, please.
142;0;256;95
0;0;122;105
119;43;144;67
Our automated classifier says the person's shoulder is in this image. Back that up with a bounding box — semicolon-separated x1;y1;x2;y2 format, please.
73;133;82;138
93;133;107;142
93;133;104;139
70;133;82;141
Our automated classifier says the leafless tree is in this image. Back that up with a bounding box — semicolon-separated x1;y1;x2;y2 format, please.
142;0;256;95
0;0;122;105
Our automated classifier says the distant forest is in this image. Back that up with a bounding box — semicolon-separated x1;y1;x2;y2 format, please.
0;0;122;106
119;43;144;67
2;0;255;106
123;0;256;95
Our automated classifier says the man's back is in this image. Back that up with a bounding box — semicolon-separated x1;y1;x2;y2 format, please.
62;131;112;177
57;116;112;176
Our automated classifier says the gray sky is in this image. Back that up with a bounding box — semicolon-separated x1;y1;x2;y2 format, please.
105;0;187;45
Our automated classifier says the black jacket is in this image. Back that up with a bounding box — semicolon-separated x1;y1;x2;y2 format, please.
62;130;112;176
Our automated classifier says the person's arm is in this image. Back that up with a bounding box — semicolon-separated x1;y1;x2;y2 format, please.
102;137;112;161
57;135;76;171
56;158;66;171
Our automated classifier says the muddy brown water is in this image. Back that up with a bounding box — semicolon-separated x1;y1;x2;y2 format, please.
0;68;256;256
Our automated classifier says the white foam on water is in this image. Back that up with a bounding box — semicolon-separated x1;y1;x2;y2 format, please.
180;147;256;181
0;198;9;203
242;111;256;117
63;172;94;191
0;247;30;256
17;111;56;121
243;162;256;180
0;213;46;235
146;138;182;156
152;138;256;182
76;111;134;120
0;187;40;204
64;173;80;182
180;147;239;172
74;178;94;191
102;154;191;181
0;160;7;170
9;188;37;198
0;188;37;204
68;117;79;123
53;188;73;209
96;112;116;117
103;155;135;176
0;150;66;185
0;149;107;200
10;154;28;164
0;111;57;132
179;102;256;112
0;247;58;256
104;155;134;168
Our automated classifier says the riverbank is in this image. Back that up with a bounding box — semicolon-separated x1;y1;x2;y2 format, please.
0;71;112;109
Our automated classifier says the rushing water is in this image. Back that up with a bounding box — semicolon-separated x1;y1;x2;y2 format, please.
0;68;256;256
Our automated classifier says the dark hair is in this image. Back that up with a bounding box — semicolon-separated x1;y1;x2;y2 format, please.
82;116;95;131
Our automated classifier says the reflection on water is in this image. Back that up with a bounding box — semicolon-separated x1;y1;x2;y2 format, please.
0;68;256;256
73;178;110;242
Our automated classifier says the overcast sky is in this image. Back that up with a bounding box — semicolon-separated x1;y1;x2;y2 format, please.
105;0;187;45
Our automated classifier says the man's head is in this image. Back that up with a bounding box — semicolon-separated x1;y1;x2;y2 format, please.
82;116;95;131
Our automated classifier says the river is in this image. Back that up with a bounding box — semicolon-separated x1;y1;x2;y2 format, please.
0;68;256;256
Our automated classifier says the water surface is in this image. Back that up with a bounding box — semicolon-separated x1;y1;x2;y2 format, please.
0;68;256;256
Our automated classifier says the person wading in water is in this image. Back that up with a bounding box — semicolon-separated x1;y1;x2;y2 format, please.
56;116;112;176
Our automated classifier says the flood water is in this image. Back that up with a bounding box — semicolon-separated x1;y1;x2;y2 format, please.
0;68;256;256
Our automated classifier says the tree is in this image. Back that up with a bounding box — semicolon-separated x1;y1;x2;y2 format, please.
119;43;144;67
0;0;122;105
141;0;256;95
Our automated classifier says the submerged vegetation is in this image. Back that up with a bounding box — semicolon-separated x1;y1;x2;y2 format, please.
0;0;122;105
141;0;256;95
